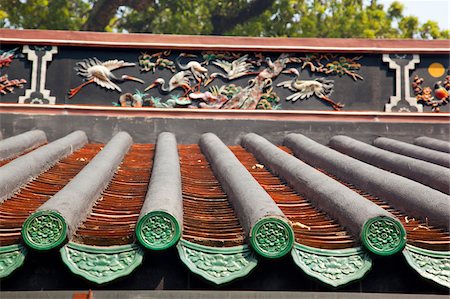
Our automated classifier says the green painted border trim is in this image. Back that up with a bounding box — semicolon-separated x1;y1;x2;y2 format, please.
0;244;27;278
22;210;67;250
361;216;406;256
136;211;181;251
403;244;450;288
60;242;144;284
250;217;294;259
291;243;372;287
177;238;258;285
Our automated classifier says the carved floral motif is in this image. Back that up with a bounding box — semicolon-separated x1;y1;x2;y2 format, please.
138;50;176;73
0;48;27;96
362;217;405;255
184;248;253;278
294;54;364;81
61;243;143;284
138;213;178;249
291;243;372;287
0;245;27;278
23;212;66;250
251;218;293;258
412;70;449;112
0;75;27;95
403;244;450;288
177;239;258;284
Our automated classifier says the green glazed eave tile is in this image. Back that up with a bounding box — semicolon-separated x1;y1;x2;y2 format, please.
177;238;258;285
403;244;450;288
0;244;27;278
291;242;372;287
60;242;144;284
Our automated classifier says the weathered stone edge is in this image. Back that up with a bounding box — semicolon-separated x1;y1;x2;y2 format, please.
22;132;132;250
0;130;88;203
242;133;404;256
136;132;182;251
284;133;450;231
329;135;450;194
374;137;450;168
0;130;47;161
199;133;293;259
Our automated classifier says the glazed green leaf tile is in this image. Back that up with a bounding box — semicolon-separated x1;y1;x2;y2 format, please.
177;239;258;285
291;243;372;287
403;244;450;288
60;242;144;284
0;244;27;278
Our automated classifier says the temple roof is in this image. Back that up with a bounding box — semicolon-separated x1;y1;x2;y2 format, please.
0;129;448;287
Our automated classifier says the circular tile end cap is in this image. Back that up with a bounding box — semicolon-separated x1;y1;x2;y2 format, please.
22;210;67;251
361;216;406;256
136;211;181;251
250;217;294;259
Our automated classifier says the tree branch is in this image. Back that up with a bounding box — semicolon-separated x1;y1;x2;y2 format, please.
82;0;150;32
211;0;275;35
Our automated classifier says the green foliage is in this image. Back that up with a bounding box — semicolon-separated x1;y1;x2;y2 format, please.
0;0;91;30
0;0;448;39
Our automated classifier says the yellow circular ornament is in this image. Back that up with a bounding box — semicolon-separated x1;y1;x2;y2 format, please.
428;63;445;78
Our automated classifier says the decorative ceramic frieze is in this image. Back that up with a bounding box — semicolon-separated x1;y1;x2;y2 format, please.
177;239;258;285
412;68;449;112
291;243;372;287
0;48;27;96
18;46;58;105
383;54;422;112
60;242;144;284
250;217;294;259
0;244;27;278
361;216;406;256
129;52;363;110
68;58;144;98
403;244;450;288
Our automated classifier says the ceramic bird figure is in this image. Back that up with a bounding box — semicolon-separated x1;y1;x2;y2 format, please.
0;48;18;68
145;71;193;95
176;54;208;91
277;68;344;110
189;91;229;109
68;57;144;98
434;81;449;101
204;55;256;86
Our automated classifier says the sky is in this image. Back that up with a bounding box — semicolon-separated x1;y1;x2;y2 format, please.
377;0;450;30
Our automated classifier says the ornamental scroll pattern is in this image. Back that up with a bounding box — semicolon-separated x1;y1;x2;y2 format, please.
291;243;372;287
403;244;450;288
177;239;258;285
60;242;144;284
